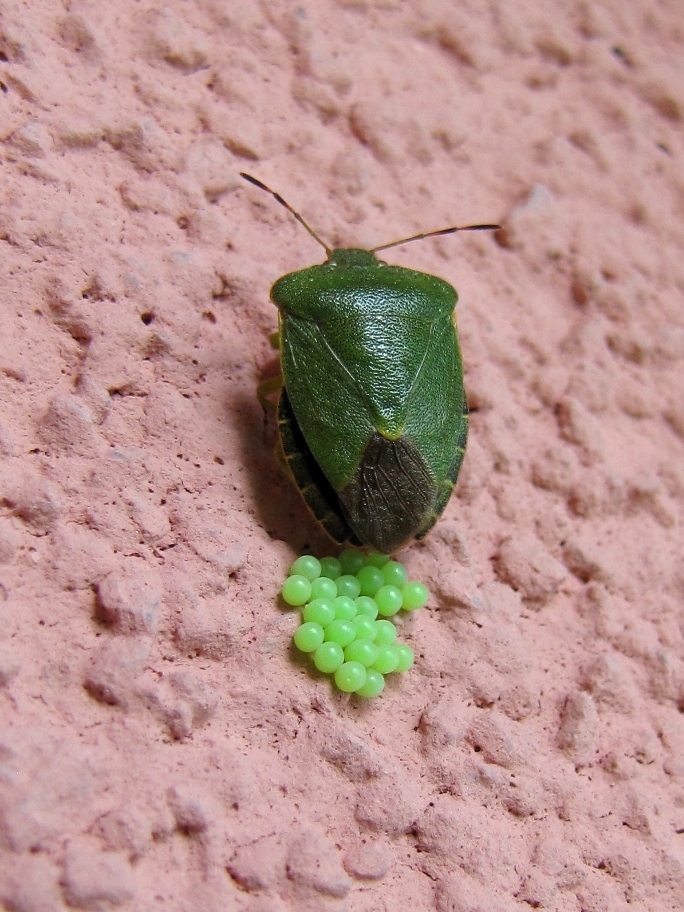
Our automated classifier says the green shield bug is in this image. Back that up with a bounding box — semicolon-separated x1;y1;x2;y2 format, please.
242;173;499;554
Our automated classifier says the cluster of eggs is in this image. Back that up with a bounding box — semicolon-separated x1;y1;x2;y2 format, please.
281;550;428;698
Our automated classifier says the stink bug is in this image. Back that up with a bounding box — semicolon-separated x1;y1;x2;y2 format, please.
242;173;499;554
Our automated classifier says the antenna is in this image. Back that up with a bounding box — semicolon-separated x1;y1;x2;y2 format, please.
240;173;331;256
241;172;500;257
372;222;501;254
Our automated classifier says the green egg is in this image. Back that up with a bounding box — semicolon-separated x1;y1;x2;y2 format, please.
313;641;344;674
374;620;397;646
344;638;379;668
356;669;385;698
293;622;324;653
381;560;408;588
334;661;367;693
333;595;357;621
339;549;365;575
319;556;342;580
289;555;321;581
282;574;312;607
302;598;336;627
364;553;390;569
394;643;414;672
375;584;403;617
402;581;429;611
310;576;337;601
324;619;356;648
355;596;379;620
336;574;362;600
352;615;377;641
357;565;384;597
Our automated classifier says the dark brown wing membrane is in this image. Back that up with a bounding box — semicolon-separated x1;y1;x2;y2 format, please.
338;433;437;554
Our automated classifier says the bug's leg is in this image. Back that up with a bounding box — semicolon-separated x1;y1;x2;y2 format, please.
268;330;280;350
257;373;283;413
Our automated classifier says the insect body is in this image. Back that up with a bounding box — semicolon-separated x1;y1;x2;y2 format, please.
242;173;498;554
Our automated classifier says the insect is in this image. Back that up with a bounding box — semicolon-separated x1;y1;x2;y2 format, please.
241;173;499;554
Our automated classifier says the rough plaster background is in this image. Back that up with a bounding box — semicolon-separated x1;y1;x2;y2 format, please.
1;1;684;910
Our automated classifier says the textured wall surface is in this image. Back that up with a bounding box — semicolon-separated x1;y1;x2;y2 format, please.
1;1;683;910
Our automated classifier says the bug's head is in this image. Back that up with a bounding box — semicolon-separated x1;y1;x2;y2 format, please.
325;248;379;268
